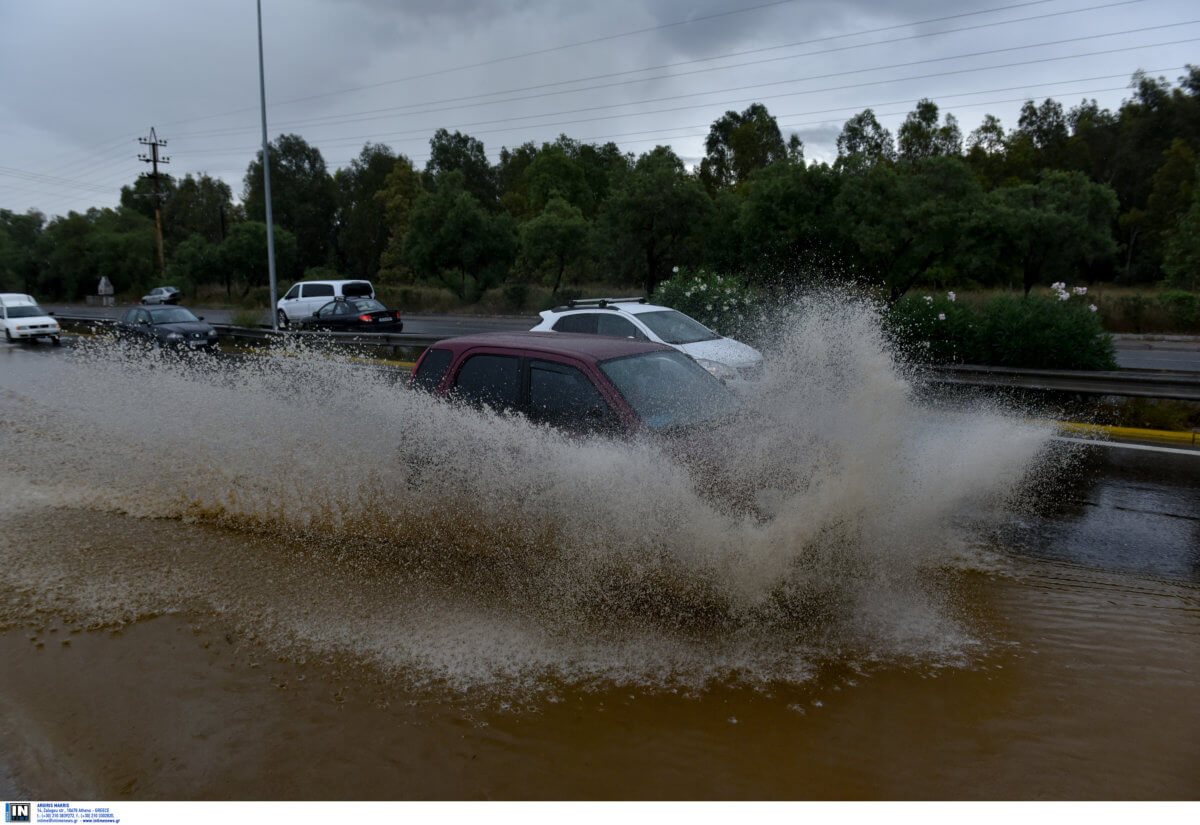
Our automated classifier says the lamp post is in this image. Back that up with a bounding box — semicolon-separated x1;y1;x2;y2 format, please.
257;0;278;330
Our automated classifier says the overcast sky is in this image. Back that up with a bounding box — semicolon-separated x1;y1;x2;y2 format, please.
1;0;1196;218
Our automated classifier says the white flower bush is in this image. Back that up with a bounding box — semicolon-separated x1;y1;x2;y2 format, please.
654;266;760;335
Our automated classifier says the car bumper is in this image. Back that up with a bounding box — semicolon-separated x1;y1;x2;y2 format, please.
9;327;60;340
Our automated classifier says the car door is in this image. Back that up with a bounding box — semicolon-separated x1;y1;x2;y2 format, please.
308;300;339;329
449;352;522;413
526;358;621;434
299;283;335;317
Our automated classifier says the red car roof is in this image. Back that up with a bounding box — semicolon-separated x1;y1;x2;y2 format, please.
431;330;675;362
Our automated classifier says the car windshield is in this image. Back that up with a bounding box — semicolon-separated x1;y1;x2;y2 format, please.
351;299;386;312
6;305;45;319
599;350;738;432
149;307;199;324
635;310;721;344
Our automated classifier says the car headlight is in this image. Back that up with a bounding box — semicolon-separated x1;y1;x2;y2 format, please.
16;325;28;331
695;357;737;382
165;332;184;343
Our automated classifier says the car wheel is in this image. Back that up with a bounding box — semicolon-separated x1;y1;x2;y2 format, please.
4;329;11;343
277;310;289;328
51;336;61;347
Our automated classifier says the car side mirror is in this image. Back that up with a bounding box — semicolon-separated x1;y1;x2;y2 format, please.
48;311;55;316
196;316;204;321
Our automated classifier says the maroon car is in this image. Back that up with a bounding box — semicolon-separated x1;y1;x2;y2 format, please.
408;331;738;436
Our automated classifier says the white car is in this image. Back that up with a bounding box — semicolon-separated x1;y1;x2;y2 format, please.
530;297;763;388
276;279;374;327
0;293;61;345
141;286;181;305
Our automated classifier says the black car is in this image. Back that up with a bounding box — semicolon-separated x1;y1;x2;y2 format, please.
297;297;403;332
115;305;218;350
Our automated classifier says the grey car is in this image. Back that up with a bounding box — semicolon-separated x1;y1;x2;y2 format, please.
116;305;218;350
141;286;181;305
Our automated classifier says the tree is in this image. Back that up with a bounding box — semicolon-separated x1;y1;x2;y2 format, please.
898;99;961;160
836;109;896;167
736;159;843;284
1163;163;1200;289
698;103;793;191
220;221;298;293
596;146;713;294
243;133;337;270
375;155;424;283
524;143;592;216
334;143;397;279
0;209;45;293
519;196;590;294
402;171;517;300
834;156;985;299
165;174;235;247
425;128;498;207
991;170;1119;293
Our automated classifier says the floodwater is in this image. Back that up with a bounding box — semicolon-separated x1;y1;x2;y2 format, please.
0;300;1197;800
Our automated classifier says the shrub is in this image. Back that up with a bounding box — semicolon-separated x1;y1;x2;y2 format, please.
887;288;1116;370
1157;291;1200;332
653;266;759;337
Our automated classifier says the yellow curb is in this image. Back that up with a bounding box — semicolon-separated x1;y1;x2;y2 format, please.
1057;421;1200;445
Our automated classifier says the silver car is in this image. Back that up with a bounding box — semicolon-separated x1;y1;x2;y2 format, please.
141;286;181;305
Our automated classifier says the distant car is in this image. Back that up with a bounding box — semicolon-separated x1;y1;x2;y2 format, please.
276;279;374;327
297;297;403;332
115;305;218;350
530;297;764;389
0;293;61;345
141;286;181;305
409;331;738;436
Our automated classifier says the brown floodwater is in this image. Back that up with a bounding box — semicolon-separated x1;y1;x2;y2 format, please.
1;304;1197;800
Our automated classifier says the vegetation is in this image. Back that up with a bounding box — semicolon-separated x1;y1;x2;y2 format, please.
3;68;1200;341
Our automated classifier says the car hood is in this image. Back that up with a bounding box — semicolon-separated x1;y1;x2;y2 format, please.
154;321;213;335
5;313;57;326
674;336;762;367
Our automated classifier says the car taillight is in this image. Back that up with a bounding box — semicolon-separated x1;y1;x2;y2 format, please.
394;312;402;321
359;314;373;322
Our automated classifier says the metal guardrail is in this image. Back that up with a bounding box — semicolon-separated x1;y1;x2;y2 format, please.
48;314;1200;399
924;364;1200;402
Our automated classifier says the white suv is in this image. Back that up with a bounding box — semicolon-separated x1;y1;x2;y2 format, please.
530;297;763;388
276;279;374;327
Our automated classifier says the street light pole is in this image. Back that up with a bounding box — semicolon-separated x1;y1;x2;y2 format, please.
257;0;279;330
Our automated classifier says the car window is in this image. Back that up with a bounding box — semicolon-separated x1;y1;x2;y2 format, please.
316;302;338;318
635;310;721;345
7;305;44;319
600;350;737;432
341;282;373;298
351;299;386;312
121;309;137;323
302;284;335;298
596;314;646;340
452;354;520;411
411;348;452;392
528;360;614;431
137;309;151;324
334;301;355;316
284;285;300;300
552;313;597;334
148;307;199;324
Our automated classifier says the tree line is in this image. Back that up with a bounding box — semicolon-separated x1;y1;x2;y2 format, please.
2;67;1199;304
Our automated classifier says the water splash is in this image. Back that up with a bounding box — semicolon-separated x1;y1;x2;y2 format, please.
0;294;1055;692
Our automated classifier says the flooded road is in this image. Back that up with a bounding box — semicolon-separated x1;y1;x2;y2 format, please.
1;310;1197;800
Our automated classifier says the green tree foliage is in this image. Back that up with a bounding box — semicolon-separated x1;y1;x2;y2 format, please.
596;146;713;295
375;156;424;283
334;143;397;279
425;128;498;207
990;170;1119;293
897;99;962;160
243;133;336;270
735;159;842;282
524;143;592;216
836;109;896;167
698;103;794;191
402;171;517;300
220;221;298;295
1163;164;1200;290
519;196;590;294
0;209;45;292
165;174;236;247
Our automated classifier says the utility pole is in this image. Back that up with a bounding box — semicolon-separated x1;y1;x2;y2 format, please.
137;128;170;280
257;0;279;329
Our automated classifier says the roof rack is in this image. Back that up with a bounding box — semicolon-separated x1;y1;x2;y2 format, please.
565;297;648;309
